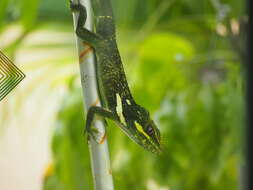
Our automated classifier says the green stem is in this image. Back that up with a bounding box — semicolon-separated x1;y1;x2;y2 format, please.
71;0;114;190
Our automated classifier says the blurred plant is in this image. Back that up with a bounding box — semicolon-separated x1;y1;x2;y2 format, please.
0;0;245;189
43;28;244;189
43;82;93;190
0;0;41;130
0;0;40;54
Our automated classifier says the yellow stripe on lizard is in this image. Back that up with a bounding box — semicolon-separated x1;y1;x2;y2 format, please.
134;121;150;139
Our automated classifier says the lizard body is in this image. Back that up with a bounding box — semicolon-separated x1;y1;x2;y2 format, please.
71;0;161;154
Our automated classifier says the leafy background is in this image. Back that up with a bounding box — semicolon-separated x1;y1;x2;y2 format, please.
0;0;246;190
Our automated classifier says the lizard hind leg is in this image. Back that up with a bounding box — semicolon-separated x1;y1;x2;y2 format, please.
70;1;102;48
70;2;87;28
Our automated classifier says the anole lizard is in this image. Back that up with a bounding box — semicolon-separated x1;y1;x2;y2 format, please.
71;0;161;154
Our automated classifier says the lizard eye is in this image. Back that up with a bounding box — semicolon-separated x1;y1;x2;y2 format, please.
147;126;153;135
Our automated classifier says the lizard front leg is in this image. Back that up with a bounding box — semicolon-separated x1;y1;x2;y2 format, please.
85;106;119;140
70;1;102;48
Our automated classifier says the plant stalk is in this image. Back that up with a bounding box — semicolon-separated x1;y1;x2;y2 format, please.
71;0;114;189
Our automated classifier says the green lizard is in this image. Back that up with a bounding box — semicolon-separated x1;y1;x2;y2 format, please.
71;0;162;154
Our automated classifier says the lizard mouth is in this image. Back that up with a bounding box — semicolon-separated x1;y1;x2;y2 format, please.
142;139;162;154
116;122;162;154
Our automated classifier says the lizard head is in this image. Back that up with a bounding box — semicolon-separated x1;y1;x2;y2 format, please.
115;94;162;154
131;105;162;154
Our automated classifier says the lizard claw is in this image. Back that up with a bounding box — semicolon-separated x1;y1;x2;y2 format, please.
70;1;81;12
83;125;99;142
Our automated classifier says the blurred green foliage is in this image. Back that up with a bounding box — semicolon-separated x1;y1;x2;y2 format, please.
43;86;93;190
0;0;39;32
44;30;244;189
0;0;246;189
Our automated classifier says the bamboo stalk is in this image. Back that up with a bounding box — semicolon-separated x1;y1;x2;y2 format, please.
71;0;114;189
